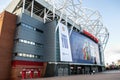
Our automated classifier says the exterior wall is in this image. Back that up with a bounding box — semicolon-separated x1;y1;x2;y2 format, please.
4;0;106;78
13;13;44;62
99;44;105;65
44;20;57;61
44;22;103;77
0;11;17;80
0;9;104;80
11;13;47;79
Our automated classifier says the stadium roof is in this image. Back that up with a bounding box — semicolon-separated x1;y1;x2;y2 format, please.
5;0;109;51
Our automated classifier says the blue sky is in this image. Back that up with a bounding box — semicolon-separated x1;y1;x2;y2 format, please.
0;0;12;12
0;0;120;65
82;0;120;65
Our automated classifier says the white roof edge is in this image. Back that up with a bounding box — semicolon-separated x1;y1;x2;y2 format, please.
5;0;21;13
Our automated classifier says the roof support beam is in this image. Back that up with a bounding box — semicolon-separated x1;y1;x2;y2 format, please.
31;0;34;17
22;0;26;13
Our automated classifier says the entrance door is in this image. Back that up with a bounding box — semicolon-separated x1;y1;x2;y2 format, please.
58;67;63;76
57;64;69;76
77;66;82;74
70;65;77;75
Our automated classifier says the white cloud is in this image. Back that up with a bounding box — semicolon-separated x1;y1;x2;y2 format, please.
104;44;120;65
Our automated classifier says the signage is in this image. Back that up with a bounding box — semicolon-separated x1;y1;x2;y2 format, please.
70;31;100;64
58;22;72;62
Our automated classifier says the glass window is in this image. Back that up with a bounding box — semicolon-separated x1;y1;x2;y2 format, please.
21;23;44;33
15;52;42;59
19;53;23;56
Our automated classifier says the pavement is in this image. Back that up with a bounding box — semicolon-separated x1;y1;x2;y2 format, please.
25;70;120;80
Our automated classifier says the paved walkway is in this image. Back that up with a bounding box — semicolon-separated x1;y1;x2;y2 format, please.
26;70;120;80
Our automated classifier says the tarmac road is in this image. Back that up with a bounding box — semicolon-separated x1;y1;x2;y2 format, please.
26;70;120;80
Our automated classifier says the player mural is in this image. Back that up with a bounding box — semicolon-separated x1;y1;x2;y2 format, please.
82;40;91;60
70;31;100;64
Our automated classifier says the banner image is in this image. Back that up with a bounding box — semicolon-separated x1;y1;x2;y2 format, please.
70;31;100;64
58;22;72;62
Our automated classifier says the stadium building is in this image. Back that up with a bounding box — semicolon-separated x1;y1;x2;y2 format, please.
0;0;109;80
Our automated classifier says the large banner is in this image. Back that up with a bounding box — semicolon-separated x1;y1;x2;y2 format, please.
58;22;72;62
70;31;100;64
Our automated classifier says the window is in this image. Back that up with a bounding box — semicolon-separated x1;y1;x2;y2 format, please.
18;39;43;46
15;53;42;59
36;28;44;33
21;23;44;33
18;53;23;56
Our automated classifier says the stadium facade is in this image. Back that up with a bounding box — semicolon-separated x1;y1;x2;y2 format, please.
0;0;109;80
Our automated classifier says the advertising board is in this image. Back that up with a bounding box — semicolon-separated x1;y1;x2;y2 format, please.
70;31;100;64
58;22;72;62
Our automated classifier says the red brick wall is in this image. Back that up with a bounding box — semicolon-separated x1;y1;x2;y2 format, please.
0;11;17;80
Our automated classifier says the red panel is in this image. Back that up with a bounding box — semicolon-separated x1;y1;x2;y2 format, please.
12;60;43;67
83;30;99;43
